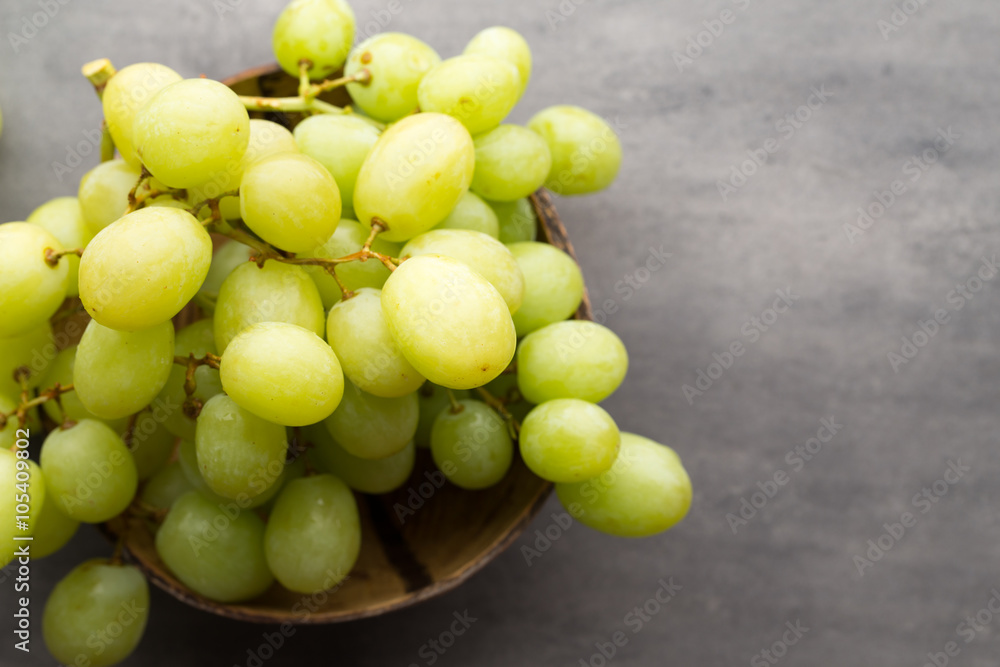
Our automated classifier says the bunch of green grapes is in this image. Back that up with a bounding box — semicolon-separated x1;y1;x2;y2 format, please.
0;3;688;665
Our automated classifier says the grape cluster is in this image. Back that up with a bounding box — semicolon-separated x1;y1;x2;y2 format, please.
0;1;691;664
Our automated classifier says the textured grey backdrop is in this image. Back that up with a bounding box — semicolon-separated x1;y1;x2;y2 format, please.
2;0;999;665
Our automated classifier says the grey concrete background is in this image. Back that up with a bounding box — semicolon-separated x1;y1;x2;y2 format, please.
1;0;999;665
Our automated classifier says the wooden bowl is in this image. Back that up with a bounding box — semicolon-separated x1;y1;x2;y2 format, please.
100;65;593;624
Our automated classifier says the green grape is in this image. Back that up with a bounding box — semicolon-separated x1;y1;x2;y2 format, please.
123;410;176;480
434;190;500;238
0;394;17;450
221;321;344;427
324;380;417;459
430;399;513;489
27;196;93;297
490;197;537;244
556;433;692;537
294;114;379;210
264;474;360;594
156;491;274;602
326;288;425;398
416;385;469;448
0;321;53;399
78;207;212;331
519;399;620;483
344;33;441;122
240;153;341;253
42;560;149;667
527;105;622;195
78;159;140;234
196;241;254;308
157;319;224;440
463;26;532;100
177;439;281;509
37;346;129;430
517;321;628;404
75;319;174;420
219;119;299;220
0;449;45;566
417;55;521;136
133;78;250;188
30;494;79;559
40;419;138;523
103;62;183;168
400;229;525;314
273;0;355;79
470;125;552;202
302;219;399;308
213;260;325;353
307;423;415;494
353;112;475;242
508;242;584;337
140;461;194;511
381;255;516;389
0;223;68;338
195;394;287;500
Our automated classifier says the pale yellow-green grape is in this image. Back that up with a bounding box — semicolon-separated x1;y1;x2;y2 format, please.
196;241;254;309
176;438;281;510
0;321;53;399
139;461;195;511
42;560;149;667
417;55;521;136
264;474;360;593
219;119;299;220
416;385;469;448
29;494;79;559
27;197;93;296
0;393;16;449
508;242;584;337
307;423;415;494
381;255;516;389
517;321;628;404
431;399;513;489
273;0;355;79
344;32;441;122
122;410;176;480
37;346;128;429
471;125;552;202
195;394;287;500
302;219;399;308
527;105;622;196
133;78;250;188
353;112;475;242
156;491;274;602
326;288;425;397
434;191;500;238
490;197;537;244
221;321;344;426
324;380;417;459
0;223;68;338
294;115;379;212
213;260;325;353
240;153;341;252
75;319;174;420
520;399;620;483
464;26;532;100
0;449;45;566
78;207;212;331
400;229;525;314
157;319;224;440
77;159;141;234
103;62;183;168
40;419;138;522
556;433;692;537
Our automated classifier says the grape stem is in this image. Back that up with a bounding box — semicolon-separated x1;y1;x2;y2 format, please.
82;58;116;100
129;181;188;213
190;190;239;218
474;386;521;438
44;247;84;267
126;169;152;212
0;383;75;433
238;93;347;115
173;354;221;419
446;389;464;414
100;120;116;163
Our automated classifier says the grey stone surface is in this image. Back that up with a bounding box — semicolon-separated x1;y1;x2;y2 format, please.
2;0;999;665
